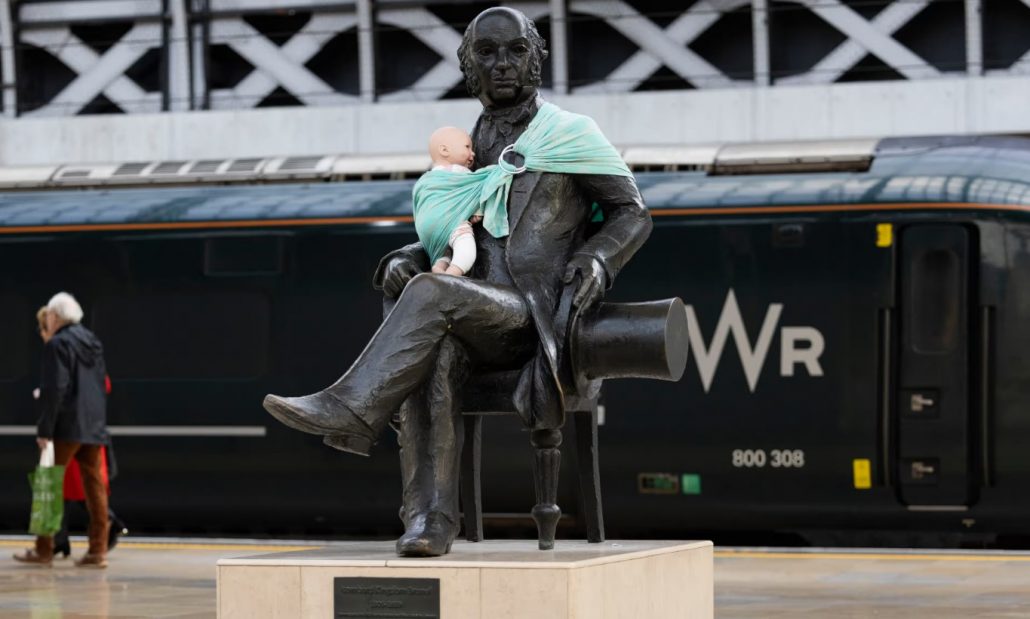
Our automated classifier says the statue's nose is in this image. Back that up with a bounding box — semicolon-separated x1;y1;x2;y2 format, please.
495;49;511;69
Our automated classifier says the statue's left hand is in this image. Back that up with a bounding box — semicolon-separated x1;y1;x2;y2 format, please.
382;256;423;298
563;255;607;309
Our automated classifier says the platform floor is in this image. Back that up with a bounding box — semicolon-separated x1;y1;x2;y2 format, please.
1;537;1029;618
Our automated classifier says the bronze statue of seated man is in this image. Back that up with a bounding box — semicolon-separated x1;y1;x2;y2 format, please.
264;6;655;557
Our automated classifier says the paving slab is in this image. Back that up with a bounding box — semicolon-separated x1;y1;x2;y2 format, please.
1;538;1029;617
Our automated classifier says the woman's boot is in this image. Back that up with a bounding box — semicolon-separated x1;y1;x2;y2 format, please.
108;508;128;551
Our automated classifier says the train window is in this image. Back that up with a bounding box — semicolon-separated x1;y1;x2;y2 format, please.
0;294;30;381
92;292;269;379
910;249;960;354
204;236;283;276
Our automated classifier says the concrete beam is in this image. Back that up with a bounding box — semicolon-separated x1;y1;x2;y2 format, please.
357;0;375;103
168;0;192;111
0;0;17;117
965;0;983;76
549;0;569;94
751;0;769;86
1;75;1028;166
19;0;162;24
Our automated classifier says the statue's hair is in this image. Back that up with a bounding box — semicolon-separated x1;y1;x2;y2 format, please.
47;291;83;325
457;9;549;98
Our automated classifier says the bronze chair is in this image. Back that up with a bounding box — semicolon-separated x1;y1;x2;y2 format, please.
458;298;687;550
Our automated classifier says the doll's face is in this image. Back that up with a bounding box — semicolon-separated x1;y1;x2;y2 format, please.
430;127;475;168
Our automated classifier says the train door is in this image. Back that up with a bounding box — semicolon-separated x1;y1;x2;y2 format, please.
896;224;974;506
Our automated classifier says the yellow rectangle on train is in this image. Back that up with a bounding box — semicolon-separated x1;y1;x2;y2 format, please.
876;223;893;247
853;459;872;489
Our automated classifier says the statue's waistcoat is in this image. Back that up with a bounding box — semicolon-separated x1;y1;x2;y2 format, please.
471;100;594;428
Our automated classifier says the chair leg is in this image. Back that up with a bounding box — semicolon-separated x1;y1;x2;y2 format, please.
530;428;562;550
574;407;605;543
460;415;483;542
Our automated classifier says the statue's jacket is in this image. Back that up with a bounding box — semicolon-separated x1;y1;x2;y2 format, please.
374;97;652;429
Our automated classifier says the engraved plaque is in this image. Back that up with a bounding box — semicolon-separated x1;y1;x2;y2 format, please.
334;577;440;618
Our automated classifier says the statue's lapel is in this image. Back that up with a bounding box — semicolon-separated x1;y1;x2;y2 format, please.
507;171;541;234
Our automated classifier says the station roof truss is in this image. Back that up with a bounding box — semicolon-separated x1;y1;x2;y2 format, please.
1;0;1028;117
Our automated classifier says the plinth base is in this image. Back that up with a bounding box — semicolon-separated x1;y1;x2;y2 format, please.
217;539;712;618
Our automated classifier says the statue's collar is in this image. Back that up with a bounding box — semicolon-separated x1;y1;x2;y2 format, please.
480;95;540;128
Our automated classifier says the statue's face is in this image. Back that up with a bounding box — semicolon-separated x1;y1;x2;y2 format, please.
469;11;536;107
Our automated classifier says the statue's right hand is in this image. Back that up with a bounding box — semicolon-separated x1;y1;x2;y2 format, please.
382;256;422;298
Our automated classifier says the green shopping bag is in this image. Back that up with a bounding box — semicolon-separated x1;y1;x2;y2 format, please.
27;443;64;536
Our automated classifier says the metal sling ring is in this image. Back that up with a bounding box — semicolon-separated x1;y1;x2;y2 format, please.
498;144;528;175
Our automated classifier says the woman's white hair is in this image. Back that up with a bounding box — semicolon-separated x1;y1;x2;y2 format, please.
47;292;84;324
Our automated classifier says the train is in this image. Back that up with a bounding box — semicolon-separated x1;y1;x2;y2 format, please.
2;134;1029;546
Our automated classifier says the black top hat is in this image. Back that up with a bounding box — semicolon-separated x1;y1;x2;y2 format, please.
571;298;688;385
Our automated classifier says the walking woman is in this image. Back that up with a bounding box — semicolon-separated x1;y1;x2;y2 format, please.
30;307;127;558
14;292;111;568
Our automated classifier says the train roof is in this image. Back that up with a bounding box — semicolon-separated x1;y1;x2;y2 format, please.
1;135;1029;233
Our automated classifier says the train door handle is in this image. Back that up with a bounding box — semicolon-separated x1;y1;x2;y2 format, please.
910;393;935;412
911;461;936;478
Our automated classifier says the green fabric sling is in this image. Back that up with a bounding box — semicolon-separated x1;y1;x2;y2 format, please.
412;102;632;264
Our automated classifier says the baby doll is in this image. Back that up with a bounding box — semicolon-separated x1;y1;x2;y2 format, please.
424;126;481;276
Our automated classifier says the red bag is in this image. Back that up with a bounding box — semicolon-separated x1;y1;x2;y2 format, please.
62;374;113;501
63;446;110;501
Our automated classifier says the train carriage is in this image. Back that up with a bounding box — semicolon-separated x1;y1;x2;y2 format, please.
1;135;1028;545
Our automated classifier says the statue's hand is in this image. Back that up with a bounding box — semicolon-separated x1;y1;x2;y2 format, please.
563;255;607;310
383;256;423;298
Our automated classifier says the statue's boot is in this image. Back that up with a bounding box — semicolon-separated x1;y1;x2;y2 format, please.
263;274;474;455
263;392;383;456
395;335;468;557
396;511;457;557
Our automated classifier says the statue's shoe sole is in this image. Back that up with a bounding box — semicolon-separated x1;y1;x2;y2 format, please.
264;395;378;455
262;394;333;435
395;539;454;557
323;434;374;457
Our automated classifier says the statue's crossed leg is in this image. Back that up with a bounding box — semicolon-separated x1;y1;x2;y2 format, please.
263;273;536;456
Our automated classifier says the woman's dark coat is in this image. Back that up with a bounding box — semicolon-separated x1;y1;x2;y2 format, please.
37;323;109;445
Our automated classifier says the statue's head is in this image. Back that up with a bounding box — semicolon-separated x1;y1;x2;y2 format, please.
457;7;548;108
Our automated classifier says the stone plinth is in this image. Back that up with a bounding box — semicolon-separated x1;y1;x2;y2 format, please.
217;539;713;619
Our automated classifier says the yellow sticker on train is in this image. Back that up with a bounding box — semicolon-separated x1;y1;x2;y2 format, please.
853;459;872;489
876;223;893;247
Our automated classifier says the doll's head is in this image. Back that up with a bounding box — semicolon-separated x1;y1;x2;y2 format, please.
429;126;475;168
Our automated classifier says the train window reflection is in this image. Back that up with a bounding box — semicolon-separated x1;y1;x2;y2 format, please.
911;249;960;354
0;294;30;381
93;292;269;379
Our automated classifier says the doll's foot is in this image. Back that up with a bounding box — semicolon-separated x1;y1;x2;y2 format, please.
444;265;465;276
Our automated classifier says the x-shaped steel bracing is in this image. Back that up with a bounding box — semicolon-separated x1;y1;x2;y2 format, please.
208;14;358;109
1006;0;1030;75
21;24;162;118
778;0;938;84
208;7;464;108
